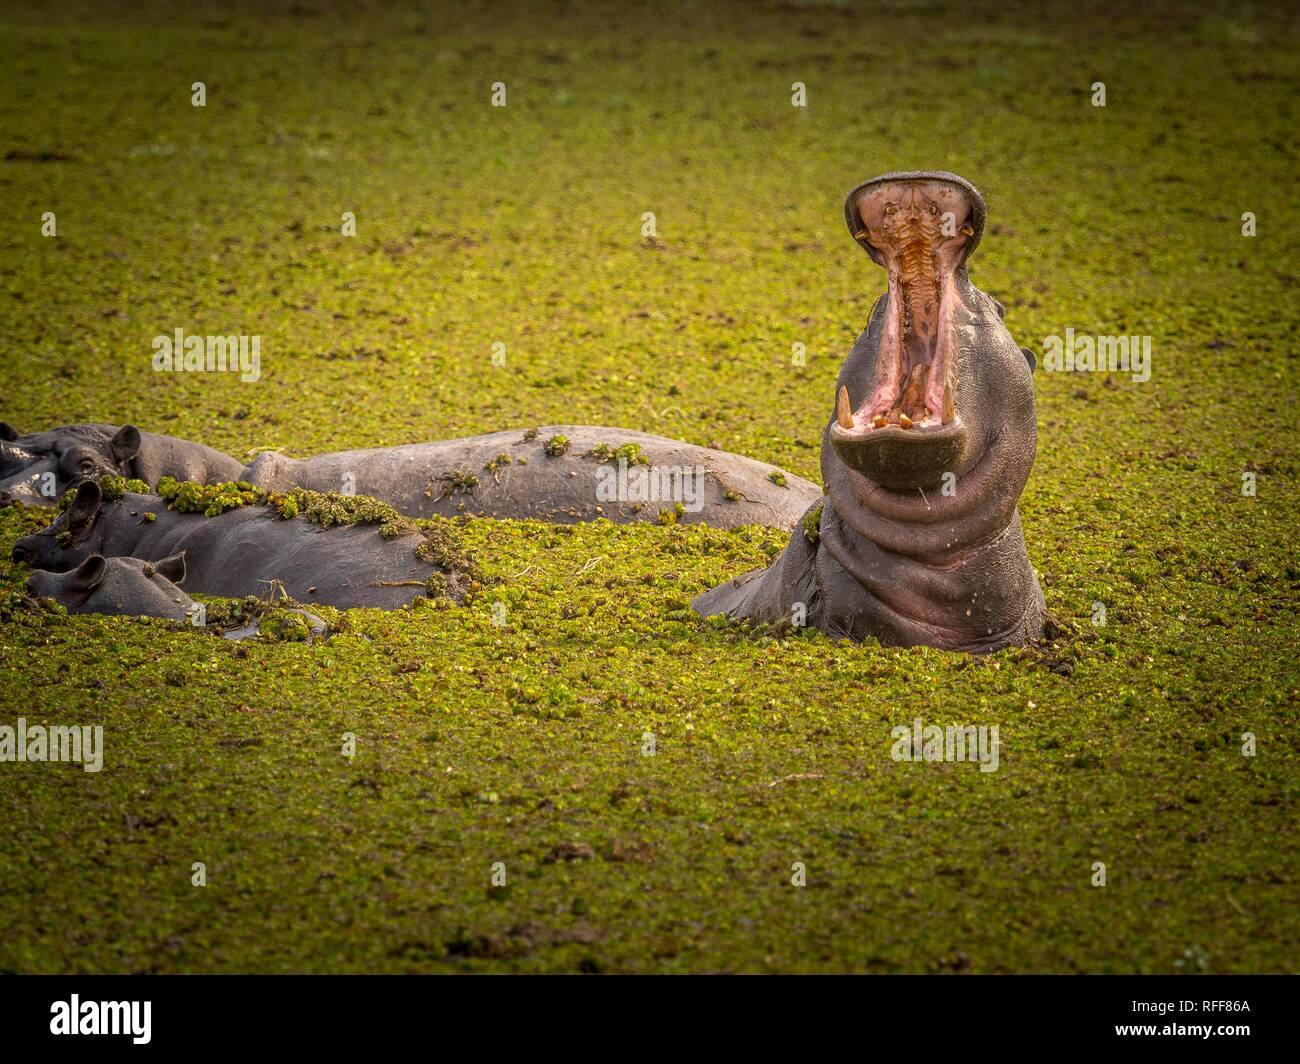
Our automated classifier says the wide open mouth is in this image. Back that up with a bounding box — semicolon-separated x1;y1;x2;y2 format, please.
830;177;978;488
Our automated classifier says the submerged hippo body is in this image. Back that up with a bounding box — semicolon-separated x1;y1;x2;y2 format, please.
243;426;821;530
0;422;244;504
27;554;194;621
13;482;451;610
694;171;1045;653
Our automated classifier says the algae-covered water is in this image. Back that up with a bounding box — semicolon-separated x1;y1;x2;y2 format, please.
0;0;1296;972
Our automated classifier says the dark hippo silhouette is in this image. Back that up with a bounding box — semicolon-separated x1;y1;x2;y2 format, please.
694;172;1045;653
0;422;244;504
242;426;821;530
12;481;465;610
27;554;194;621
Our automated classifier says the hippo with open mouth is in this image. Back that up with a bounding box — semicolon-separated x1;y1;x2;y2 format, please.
0;422;244;504
694;171;1045;652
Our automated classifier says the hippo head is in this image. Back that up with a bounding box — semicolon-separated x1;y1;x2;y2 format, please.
0;423;141;502
822;171;1037;562
0;422;54;502
27;553;191;621
11;480;108;571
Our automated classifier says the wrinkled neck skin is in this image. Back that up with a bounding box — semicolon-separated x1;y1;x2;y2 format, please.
815;264;1041;652
823;271;1036;566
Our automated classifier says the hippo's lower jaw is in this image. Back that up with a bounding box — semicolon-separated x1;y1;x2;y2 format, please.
828;417;969;492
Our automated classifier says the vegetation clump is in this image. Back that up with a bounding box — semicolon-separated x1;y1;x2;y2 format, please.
256;609;313;642
585;442;648;466
157;477;261;517
264;487;417;538
801;501;823;546
438;468;480;497
57;475;150;510
543;434;569;457
97;474;151;501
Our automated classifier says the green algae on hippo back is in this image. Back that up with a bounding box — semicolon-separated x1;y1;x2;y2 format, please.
240;426;822;531
695;171;1045;653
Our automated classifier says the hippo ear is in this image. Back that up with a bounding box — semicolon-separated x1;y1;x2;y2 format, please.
155;551;186;585
110;425;141;465
67;479;103;532
67;555;106;593
0;423;18;441
1020;347;1037;373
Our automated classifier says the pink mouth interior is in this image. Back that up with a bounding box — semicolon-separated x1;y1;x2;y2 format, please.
840;180;976;433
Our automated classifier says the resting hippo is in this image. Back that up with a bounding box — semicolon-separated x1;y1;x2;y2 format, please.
694;171;1045;652
12;481;468;610
242;426;821;530
0;422;245;504
27;554;194;621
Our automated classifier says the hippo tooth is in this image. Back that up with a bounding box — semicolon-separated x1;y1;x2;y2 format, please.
899;413;914;429
942;380;955;424
872;414;887;429
836;386;854;429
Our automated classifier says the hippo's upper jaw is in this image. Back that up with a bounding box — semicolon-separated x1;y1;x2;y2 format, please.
829;175;980;491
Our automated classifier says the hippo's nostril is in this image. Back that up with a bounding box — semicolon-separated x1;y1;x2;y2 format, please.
12;544;32;564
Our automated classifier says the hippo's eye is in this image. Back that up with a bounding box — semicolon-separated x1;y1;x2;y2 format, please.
926;203;938;215
885;203;897;216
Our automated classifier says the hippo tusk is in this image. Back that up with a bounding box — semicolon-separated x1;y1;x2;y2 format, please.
836;386;854;429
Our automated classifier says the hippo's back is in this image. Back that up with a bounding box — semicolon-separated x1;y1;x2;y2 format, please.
243;426;822;530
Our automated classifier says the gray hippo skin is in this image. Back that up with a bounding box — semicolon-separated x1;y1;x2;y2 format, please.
694;172;1045;653
0;422;245;504
27;554;194;621
243;426;821;530
12;481;453;610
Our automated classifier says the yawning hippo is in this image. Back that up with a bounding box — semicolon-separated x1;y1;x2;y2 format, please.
27;554;194;621
13;480;472;610
242;426;821;530
0;423;244;504
694;172;1045;652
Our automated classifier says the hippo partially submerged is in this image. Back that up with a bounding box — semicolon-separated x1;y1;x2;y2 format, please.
0;422;244;504
27;554;194;621
242;426;821;530
694;172;1045;652
13;480;473;610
